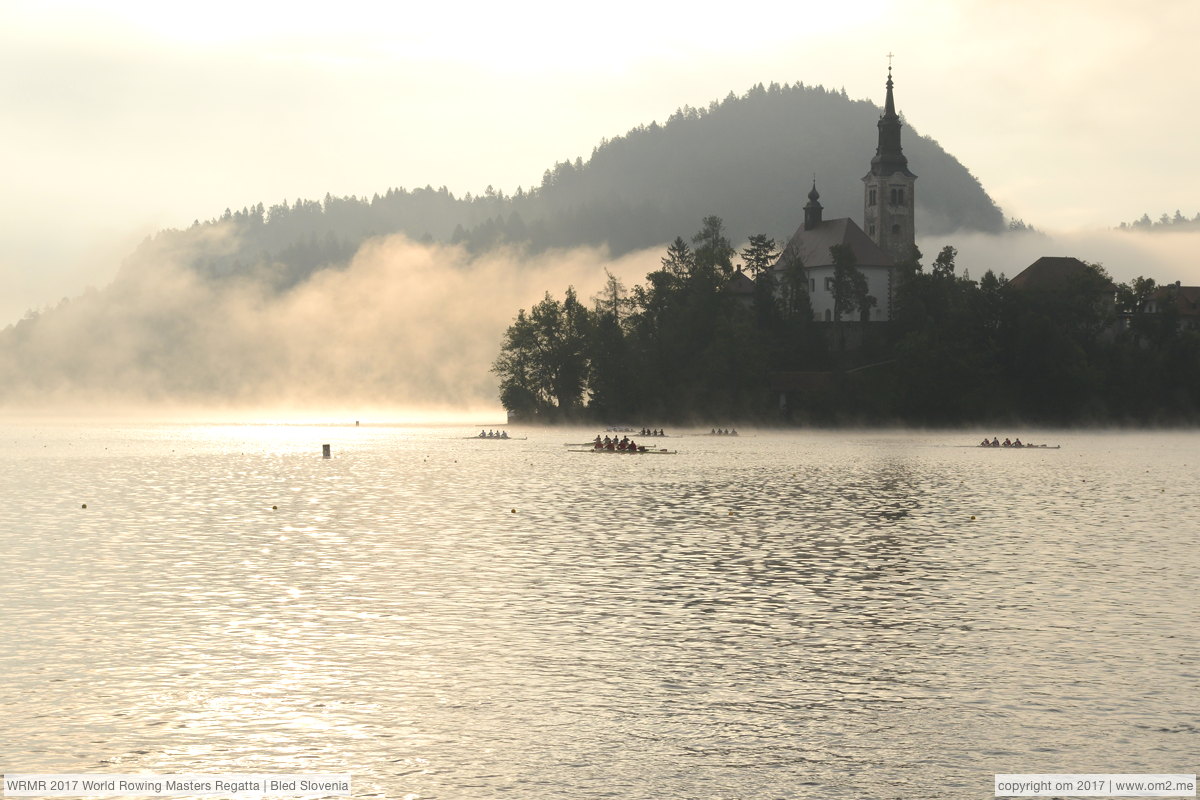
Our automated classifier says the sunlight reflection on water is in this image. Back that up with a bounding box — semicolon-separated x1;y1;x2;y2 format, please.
1;424;1196;798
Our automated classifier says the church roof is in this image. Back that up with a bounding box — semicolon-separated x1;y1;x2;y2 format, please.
770;217;895;271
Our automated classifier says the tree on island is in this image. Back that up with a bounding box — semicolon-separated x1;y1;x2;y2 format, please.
740;234;779;277
493;288;590;421
493;216;1200;425
829;243;874;333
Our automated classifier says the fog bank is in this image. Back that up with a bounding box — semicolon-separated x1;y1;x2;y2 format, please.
918;227;1200;286
0;234;659;414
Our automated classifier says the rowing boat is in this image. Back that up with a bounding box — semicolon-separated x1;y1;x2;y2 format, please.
568;447;677;455
565;439;671;446
971;444;1060;449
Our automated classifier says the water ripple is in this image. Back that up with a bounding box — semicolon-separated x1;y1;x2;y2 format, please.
1;425;1196;798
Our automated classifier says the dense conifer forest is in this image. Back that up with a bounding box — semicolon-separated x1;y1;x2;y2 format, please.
494;217;1200;426
115;81;1004;288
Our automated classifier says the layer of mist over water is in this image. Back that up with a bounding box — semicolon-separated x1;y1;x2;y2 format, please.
1;423;1196;799
0;236;660;409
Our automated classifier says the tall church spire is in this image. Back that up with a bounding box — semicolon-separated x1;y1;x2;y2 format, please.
803;179;823;230
863;64;917;265
869;67;913;179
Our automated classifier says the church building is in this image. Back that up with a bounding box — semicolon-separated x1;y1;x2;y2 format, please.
767;67;917;322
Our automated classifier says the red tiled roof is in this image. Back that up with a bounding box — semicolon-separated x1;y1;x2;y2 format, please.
1150;285;1200;316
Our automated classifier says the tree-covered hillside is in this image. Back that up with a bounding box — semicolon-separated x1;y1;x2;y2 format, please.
119;81;1004;287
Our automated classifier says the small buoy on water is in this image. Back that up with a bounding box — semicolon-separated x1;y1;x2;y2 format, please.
970;515;976;520
511;508;517;513
81;503;87;509
322;444;331;459
272;505;278;510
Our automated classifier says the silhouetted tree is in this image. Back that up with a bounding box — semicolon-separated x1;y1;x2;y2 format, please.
739;234;778;277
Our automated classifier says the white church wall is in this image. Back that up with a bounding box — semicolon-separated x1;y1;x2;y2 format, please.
806;265;893;322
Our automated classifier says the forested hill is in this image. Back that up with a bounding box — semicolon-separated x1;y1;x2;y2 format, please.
123;81;1004;285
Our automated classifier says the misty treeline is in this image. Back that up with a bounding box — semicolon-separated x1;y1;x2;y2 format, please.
494;217;1200;426
1119;210;1200;232
121;81;1003;292
0;236;630;409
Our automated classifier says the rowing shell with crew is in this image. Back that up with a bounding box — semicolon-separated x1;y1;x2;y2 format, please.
569;446;678;455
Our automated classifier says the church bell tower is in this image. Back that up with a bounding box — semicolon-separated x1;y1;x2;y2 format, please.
863;65;917;264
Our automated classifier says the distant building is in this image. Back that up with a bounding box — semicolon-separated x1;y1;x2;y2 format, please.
1141;282;1200;331
722;268;757;307
1007;256;1119;334
1008;255;1116;302
766;67;915;322
1007;256;1108;292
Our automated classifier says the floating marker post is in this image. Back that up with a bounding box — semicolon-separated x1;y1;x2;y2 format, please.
322;444;331;459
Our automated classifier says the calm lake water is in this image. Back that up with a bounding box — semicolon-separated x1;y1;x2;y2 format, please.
1;422;1196;799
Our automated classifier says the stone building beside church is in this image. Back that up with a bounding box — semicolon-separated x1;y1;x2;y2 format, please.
767;68;917;322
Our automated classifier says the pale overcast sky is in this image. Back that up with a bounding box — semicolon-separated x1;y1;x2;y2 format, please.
2;0;1198;325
